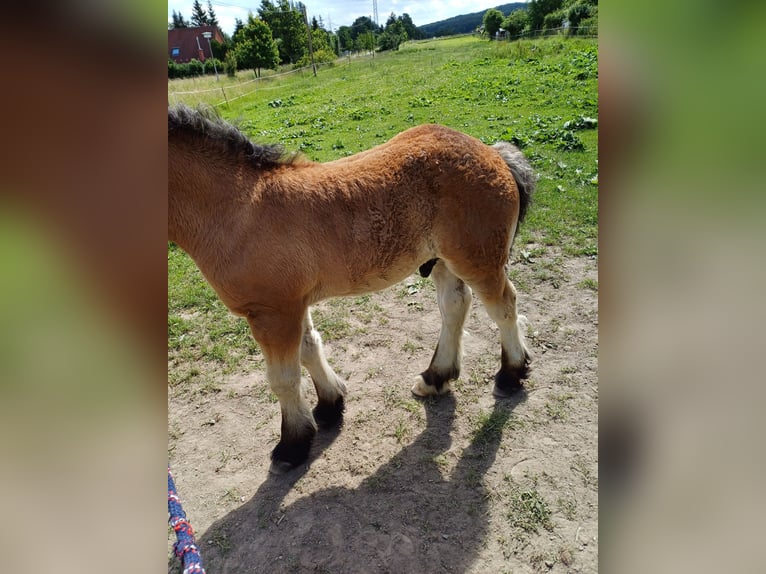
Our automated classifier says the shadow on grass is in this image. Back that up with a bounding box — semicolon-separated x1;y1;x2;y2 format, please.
185;390;526;573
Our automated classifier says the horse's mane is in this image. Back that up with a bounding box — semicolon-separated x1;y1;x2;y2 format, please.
168;104;299;169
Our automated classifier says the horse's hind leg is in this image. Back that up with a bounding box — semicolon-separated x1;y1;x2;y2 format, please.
247;311;316;474
301;309;348;428
471;272;531;397
412;261;473;397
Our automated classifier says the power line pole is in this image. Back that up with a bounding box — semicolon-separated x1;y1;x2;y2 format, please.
301;3;317;76
372;0;379;26
327;15;338;57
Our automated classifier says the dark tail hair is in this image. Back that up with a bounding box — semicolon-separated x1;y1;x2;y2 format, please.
492;141;536;226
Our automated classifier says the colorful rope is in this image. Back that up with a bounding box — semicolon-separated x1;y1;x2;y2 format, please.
168;467;206;574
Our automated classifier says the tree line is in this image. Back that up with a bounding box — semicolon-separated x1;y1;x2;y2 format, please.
169;1;425;79
171;0;218;29
418;3;526;38
482;0;598;40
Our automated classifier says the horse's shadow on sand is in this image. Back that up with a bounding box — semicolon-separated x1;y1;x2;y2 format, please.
193;391;527;573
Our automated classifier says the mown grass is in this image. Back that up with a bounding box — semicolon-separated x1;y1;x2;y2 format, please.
168;35;597;379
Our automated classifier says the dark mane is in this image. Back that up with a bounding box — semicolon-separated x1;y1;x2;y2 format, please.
168;104;297;169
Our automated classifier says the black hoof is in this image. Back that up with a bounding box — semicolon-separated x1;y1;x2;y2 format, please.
268;458;297;475
313;395;345;429
492;378;523;398
419;365;459;393
494;355;530;397
270;420;316;472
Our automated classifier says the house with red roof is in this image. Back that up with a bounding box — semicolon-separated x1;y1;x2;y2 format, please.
168;26;224;63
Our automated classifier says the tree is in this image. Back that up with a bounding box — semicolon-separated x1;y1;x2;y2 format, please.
206;0;219;27
210;39;228;60
527;0;563;33
233;17;245;37
336;26;353;52
379;13;408;51
311;27;330;52
483;8;505;39
543;9;567;31
191;0;208;27
233;14;280;77
171;10;189;29
258;0;307;64
356;30;375;53
350;16;377;40
399;13;422;41
567;1;595;33
299;27;336;65
224;50;237;77
502;9;529;39
576;3;598;35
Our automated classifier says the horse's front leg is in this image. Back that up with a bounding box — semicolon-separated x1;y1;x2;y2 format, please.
248;311;316;474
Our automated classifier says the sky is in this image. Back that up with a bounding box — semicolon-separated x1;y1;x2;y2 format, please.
168;0;525;36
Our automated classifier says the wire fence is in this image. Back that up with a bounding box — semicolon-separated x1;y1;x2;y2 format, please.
497;25;598;41
167;50;383;107
168;31;596;107
168;63;323;107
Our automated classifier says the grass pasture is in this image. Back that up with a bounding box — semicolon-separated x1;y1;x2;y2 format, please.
169;35;598;573
170;36;598;252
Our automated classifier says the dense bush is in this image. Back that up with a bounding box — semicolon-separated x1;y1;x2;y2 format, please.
567;2;591;27
502;9;530;39
203;58;223;75
168;59;179;78
167;57;223;79
187;58;204;76
483;8;505;39
543;9;568;32
528;0;564;33
297;48;337;67
168;59;194;79
577;13;597;35
224;51;237;77
569;4;597;36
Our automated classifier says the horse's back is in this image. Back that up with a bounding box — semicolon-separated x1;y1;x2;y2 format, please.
300;124;522;293
227;124;521;304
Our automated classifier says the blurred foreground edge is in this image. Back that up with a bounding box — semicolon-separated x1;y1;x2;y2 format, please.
0;3;167;573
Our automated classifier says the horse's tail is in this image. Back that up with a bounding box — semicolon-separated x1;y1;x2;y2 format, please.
492;141;536;226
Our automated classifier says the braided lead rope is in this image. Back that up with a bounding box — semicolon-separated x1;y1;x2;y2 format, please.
168;467;206;574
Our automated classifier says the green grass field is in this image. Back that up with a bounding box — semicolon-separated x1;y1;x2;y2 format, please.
168;35;598;380
169;36;597;249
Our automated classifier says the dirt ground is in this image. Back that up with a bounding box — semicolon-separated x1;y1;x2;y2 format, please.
168;249;598;573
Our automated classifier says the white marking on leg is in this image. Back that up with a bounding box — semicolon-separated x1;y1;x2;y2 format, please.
266;355;315;434
431;262;472;374
483;280;530;369
301;310;347;401
411;262;471;396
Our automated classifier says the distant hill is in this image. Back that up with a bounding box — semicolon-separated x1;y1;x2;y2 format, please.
419;3;527;38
